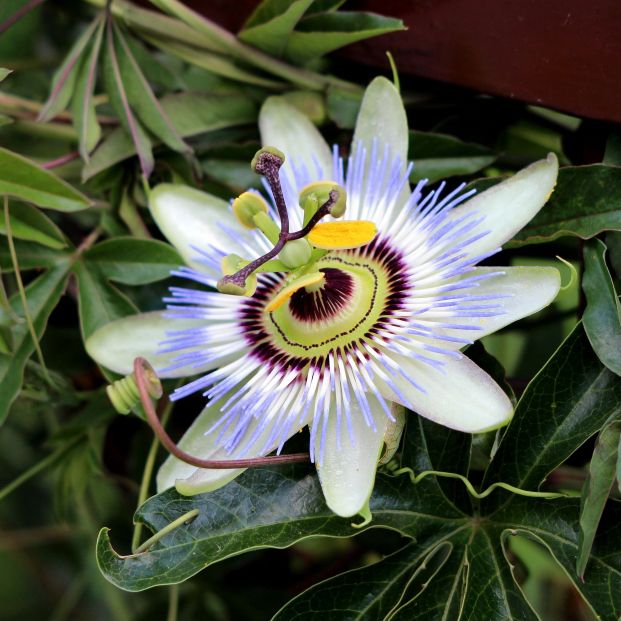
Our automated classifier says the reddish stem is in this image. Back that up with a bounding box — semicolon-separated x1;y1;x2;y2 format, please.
133;357;310;469
0;0;46;35
42;151;80;170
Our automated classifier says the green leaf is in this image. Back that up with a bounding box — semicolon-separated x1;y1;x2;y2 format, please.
325;85;362;129
409;131;497;184
483;323;621;495
83;93;256;180
239;0;315;57
272;541;454;620
0;264;70;423
582;239;621;376
0;239;68;271
102;17;154;178
144;35;285;89
97;464;464;591
577;421;621;578
74;260;138;340
506;164;621;247
84;237;181;285
38;16;102;122
111;22;188;154
0;147;91;211
284;12;405;65
0;68;12;82
96;410;621;618
604;132;621;166
0;202;67;249
72;16;105;161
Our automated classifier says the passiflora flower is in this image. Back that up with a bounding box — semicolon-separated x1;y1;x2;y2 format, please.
86;77;560;518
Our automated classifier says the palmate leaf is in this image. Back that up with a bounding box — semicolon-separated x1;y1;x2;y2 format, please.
96;405;621;619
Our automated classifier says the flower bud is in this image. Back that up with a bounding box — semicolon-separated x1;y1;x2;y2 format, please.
279;238;312;269
232;192;269;229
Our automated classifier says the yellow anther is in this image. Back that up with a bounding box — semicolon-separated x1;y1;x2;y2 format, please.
308;221;377;250
266;271;324;312
219;254;257;296
232;192;269;229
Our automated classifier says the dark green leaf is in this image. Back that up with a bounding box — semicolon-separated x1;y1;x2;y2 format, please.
604;132;621;166
577;421;621;578
307;0;347;14
72;16;105;161
582;239;621;376
102;17;154;178
112;22;188;154
74;260;137;340
326;85;362;129
272;541;453;620
239;0;315;57
0;239;68;271
484;324;621;494
84;237;181;285
83;93;256;180
97;465;464;591
0;201;67;249
285;12;405;65
409;131;496;184
38;16;101;122
508;165;621;247
0;264;70;423
0;147;91;211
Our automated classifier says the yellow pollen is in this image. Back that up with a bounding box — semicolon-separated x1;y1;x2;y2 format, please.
266;271;325;312
308;220;377;250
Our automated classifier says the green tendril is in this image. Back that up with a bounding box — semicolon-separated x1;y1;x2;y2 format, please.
386;51;400;93
134;508;199;554
556;255;578;291
392;467;566;501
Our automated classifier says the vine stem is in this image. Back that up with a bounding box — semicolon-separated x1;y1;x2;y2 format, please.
134;357;310;469
4;195;53;386
131;396;173;553
0;437;80;502
393;467;567;500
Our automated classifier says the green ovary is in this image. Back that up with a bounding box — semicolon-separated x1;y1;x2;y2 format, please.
265;254;390;359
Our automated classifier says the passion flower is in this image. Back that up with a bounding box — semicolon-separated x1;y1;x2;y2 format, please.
86;77;560;518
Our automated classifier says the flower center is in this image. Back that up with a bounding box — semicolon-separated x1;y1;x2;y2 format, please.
239;236;409;367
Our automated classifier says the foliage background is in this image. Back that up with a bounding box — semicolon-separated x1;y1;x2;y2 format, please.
0;1;620;620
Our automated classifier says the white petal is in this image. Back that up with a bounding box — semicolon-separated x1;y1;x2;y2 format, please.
157;401;314;495
376;353;513;433
314;395;390;518
353;76;408;166
259;96;332;190
149;183;254;271
85;311;207;377
447;153;558;260
417;266;561;346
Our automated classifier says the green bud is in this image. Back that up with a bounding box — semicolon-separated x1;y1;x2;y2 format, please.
298;181;347;219
232;192;269;229
279;238;312;269
251;146;285;174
